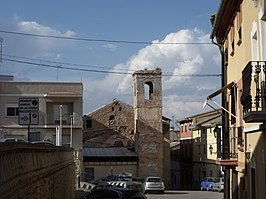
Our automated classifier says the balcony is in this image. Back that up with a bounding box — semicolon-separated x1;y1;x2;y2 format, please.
241;61;266;123
216;152;238;166
216;126;239;167
44;113;82;126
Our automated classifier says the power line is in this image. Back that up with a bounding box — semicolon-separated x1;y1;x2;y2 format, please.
3;56;221;77
0;30;213;45
4;54;135;72
3;58;133;75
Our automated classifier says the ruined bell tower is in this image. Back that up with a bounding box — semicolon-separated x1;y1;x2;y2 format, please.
132;68;164;178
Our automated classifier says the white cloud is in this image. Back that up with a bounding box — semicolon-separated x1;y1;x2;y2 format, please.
16;21;76;52
83;28;221;118
3;18;220;119
17;21;75;37
103;43;117;51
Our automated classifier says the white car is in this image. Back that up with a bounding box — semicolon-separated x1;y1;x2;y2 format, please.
212;178;224;192
143;176;165;194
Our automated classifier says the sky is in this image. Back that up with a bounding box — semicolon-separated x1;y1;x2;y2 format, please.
0;0;222;122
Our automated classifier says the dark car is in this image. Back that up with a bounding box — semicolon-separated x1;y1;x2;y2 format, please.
84;187;147;199
0;138;28;143
31;140;55;146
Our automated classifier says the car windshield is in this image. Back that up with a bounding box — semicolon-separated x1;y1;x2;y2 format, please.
147;178;161;182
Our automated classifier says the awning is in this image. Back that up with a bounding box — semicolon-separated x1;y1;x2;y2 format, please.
207;81;235;100
204;81;237;119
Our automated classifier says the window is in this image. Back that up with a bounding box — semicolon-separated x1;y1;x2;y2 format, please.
237;8;242;45
29;132;40;142
198;145;201;155
62;135;70;147
230;85;237;125
238;126;243;145
230;25;235;56
84;168;94;182
144;81;153;100
6;104;19;116
86;119;92;128
251;22;258;60
109;115;115;126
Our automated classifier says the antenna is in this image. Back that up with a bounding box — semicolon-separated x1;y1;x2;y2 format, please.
0;37;3;62
56;65;61;81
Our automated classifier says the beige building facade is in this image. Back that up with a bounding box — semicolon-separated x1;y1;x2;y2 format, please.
190;110;222;190
210;0;266;198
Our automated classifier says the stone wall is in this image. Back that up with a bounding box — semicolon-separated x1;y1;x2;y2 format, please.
135;119;164;178
0;143;75;199
83;99;135;147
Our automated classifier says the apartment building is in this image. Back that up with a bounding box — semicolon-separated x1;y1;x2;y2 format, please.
176;117;193;190
177;110;222;190
210;0;266;198
0;79;83;183
190;110;222;190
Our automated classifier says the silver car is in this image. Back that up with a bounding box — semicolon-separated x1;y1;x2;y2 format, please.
143;176;165;194
212;177;224;192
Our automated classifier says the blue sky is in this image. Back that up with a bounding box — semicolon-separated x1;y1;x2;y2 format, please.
0;0;222;121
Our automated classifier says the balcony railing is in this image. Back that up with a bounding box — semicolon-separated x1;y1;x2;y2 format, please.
44;113;82;126
216;152;238;166
241;61;266;122
216;126;239;167
221;152;238;159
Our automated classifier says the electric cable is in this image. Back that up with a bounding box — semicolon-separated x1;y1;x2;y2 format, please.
0;30;213;45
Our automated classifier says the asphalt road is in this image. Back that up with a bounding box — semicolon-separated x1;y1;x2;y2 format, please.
146;190;223;199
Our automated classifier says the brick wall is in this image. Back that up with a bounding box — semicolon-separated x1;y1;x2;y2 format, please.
0;143;75;199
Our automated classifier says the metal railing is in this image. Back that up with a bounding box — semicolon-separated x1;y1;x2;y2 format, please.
241;61;266;113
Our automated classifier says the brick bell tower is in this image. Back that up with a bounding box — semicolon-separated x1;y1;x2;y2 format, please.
132;68;164;178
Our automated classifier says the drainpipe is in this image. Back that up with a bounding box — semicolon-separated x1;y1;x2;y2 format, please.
211;37;230;199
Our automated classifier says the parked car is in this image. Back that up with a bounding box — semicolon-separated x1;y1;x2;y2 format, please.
92;173;132;185
84;187;147;199
107;181;144;193
200;177;218;191
143;176;165;194
0;138;28;143
212;177;224;192
31;140;55;146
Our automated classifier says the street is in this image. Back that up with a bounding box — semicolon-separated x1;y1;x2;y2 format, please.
146;190;223;199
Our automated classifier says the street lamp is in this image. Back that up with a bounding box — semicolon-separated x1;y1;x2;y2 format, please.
70;114;73;148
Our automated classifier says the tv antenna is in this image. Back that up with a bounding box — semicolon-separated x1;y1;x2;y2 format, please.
0;37;3;63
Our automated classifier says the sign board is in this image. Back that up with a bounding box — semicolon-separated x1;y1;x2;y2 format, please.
18;98;39;125
19;98;39;112
19;112;39;125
